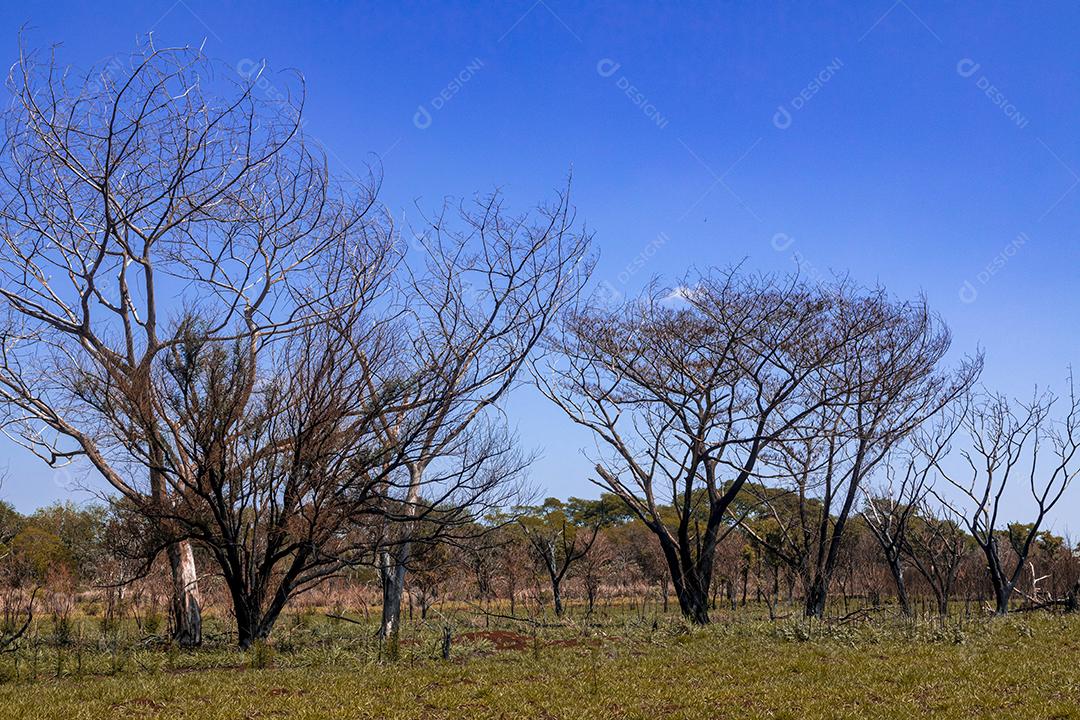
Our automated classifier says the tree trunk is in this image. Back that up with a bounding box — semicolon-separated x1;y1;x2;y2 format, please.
551;577;564;617
166;539;202;648
379;545;409;640
676;584;710;624
887;555;912;616
149;453;203;649
380;464;424;642
224;575;291;650
236;609;260;651
804;576;828;619
984;544;1013;616
992;581;1011;615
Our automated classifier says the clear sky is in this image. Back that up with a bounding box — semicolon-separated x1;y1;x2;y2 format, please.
0;1;1077;529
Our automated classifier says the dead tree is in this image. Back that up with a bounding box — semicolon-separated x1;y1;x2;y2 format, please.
904;496;970;616
861;457;931;616
518;498;601;617
146;298;399;648
935;378;1080;615
537;269;892;624
370;188;592;641
0;41;380;645
740;292;977;618
860;407;967;615
148;291;530;648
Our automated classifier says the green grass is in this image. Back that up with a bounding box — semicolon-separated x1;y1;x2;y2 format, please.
2;610;1080;719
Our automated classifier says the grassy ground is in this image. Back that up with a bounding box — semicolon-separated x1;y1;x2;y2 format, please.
2;608;1079;719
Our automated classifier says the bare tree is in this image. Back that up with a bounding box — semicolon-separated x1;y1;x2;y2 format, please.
369;188;592;641
904;495;970;616
142;304;393;648
537;269;909;624
934;376;1080;615
0;40;381;645
860;409;973;615
861;412;968;616
861;455;932;615
740;292;977;617
518;497;601;617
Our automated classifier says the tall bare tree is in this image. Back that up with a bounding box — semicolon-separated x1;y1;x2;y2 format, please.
537;269;907;624
903;495;970;615
0;40;379;645
370;189;592;640
860;410;967;615
744;301;978;617
934;377;1080;615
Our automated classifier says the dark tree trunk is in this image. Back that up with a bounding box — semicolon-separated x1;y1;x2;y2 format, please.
224;566;296;650
992;581;1012;616
886;555;912;616
805;577;829;619
676;584;710;624
982;540;1013;616
379;545;409;640
551;575;564;617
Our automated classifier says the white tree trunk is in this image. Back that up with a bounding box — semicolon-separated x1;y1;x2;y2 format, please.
167;539;203;647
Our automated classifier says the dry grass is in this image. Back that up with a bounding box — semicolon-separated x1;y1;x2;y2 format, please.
1;608;1079;719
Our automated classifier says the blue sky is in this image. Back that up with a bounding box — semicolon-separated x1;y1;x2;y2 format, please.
1;1;1078;528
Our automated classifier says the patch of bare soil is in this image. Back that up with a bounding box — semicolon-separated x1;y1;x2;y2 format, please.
457;630;531;650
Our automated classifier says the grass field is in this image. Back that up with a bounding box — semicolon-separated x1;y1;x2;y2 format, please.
2;608;1079;719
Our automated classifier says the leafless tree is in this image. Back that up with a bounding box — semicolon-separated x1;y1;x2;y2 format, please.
518;498;601;617
740;291;977;617
369;188;592;640
860;413;962;615
0;40;383;645
861;458;929;616
537;269;914;624
904;495;970;616
141;302;396;648
934;376;1080;615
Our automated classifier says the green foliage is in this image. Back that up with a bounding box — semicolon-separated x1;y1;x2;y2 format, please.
247;640;276;670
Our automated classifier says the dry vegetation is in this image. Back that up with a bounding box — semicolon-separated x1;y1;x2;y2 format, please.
2;607;1080;719
0;38;1078;720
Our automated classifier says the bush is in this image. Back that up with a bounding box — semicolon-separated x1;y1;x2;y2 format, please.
247;640;275;670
